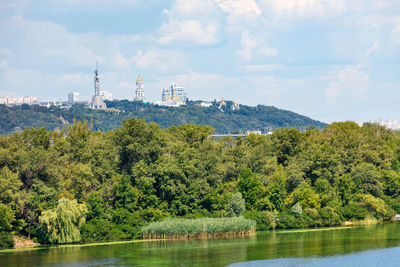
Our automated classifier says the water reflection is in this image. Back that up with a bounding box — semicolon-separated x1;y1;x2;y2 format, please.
0;223;399;267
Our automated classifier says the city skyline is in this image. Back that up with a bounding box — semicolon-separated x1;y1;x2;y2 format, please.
1;0;400;123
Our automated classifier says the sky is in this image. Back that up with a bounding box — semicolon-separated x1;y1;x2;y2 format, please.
1;0;400;123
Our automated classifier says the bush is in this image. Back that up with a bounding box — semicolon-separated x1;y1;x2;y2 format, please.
342;203;369;220
0;232;14;249
244;210;276;231
276;211;300;229
319;207;341;226
227;192;246;217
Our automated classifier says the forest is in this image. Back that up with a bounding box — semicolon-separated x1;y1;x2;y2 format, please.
0;100;326;135
0;119;399;248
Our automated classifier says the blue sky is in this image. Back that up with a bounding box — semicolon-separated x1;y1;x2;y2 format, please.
1;0;400;123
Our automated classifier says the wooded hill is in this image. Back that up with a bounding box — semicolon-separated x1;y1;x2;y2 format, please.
0;100;326;135
0;119;399;248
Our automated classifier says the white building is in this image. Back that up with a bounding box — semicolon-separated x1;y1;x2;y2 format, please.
161;83;187;106
134;74;145;101
200;101;212;107
0;96;38;105
371;119;400;130
99;90;113;101
67;92;80;104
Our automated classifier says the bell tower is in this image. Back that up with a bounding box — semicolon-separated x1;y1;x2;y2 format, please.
134;74;145;101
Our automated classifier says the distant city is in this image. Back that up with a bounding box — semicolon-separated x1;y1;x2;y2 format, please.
0;64;191;109
0;64;399;130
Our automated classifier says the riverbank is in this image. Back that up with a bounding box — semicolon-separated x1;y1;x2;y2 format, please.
13;236;40;249
2;223;400;266
0;224;367;253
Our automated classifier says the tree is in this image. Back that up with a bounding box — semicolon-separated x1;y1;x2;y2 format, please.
0;203;15;232
227;192;246;217
351;163;383;197
238;168;261;209
39;198;87;244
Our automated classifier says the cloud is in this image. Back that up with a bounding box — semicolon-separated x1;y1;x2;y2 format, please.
259;0;348;18
158;20;219;46
167;0;221;19
325;65;370;102
215;0;262;15
158;0;221;46
235;31;278;61
131;49;186;73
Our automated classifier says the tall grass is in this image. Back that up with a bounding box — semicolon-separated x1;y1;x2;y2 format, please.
142;217;256;239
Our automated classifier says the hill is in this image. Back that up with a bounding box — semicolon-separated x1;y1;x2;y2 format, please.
0;100;326;135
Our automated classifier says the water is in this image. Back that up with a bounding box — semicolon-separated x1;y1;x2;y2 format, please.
1;223;400;266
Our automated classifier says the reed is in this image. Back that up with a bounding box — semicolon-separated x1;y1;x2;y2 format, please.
142;217;256;239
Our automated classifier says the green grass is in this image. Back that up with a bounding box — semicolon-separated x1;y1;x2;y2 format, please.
142;217;256;238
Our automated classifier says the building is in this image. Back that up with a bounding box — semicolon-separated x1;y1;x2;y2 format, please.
99;90;113;101
371;119;400;130
0;96;38;105
161;83;187;106
90;63;107;110
219;97;226;111
232;101;240;111
134;74;145;101
200;101;212;107
67;92;80;104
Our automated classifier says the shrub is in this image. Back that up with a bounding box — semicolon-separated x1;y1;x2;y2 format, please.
244;210;276;231
0;231;14;249
227;192;246;217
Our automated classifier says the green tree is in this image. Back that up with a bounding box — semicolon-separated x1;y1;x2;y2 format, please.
0;203;15;232
238;168;260;209
227;192;246;217
39;198;87;244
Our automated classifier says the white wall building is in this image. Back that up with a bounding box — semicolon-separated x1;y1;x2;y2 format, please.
99;90;113;101
0;96;39;105
161;83;187;106
134;74;145;101
67;92;80;104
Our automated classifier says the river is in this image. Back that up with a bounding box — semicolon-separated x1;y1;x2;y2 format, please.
1;223;399;266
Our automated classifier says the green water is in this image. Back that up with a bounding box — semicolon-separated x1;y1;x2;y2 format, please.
1;223;400;266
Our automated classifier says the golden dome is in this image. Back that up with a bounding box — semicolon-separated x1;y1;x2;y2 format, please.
136;74;142;82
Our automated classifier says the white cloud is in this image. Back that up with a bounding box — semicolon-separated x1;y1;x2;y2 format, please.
0;48;14;58
260;0;348;18
215;0;261;15
131;49;185;73
325;65;370;102
0;59;8;68
168;0;221;19
242;64;282;72
158;20;219;46
158;0;222;46
235;31;278;61
258;46;278;57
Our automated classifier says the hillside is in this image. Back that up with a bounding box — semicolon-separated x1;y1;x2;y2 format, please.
0;100;326;135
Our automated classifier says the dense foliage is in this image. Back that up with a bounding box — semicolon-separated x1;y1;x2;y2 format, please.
0;119;399;246
0;100;326;135
142;217;256;238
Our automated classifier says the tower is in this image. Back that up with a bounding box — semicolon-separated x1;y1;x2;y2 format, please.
134;74;145;101
90;63;107;109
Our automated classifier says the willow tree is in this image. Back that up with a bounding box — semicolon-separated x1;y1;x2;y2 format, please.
39;198;87;244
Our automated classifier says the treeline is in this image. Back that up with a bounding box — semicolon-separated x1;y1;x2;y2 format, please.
0;100;326;135
0;119;399;248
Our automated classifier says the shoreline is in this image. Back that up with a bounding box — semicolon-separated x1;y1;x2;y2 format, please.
0;224;376;253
